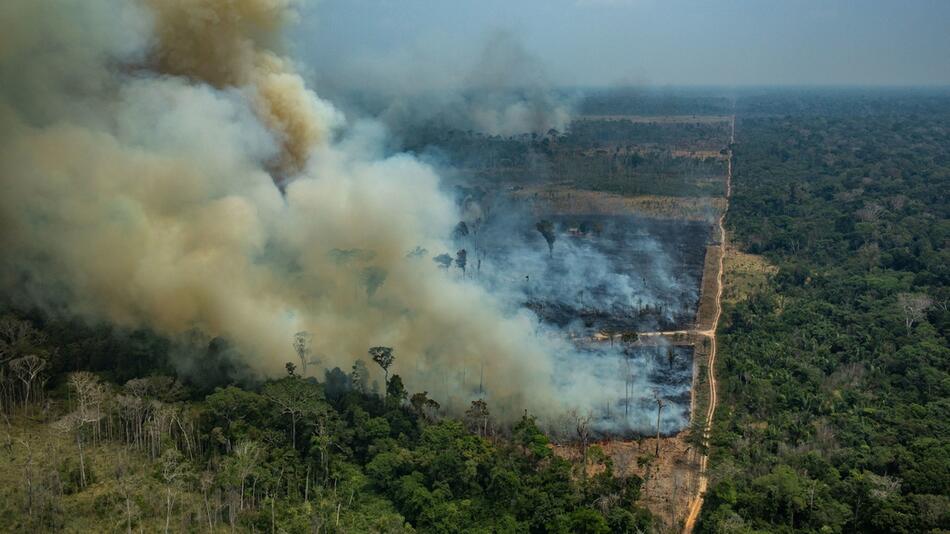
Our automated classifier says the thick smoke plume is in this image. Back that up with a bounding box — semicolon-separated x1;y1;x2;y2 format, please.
0;0;688;433
146;0;338;173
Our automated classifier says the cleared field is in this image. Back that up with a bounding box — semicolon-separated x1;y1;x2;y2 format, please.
694;244;723;332
721;246;777;304
554;433;699;532
514;186;727;221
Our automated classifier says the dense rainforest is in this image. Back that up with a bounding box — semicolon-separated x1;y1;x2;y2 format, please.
699;94;950;533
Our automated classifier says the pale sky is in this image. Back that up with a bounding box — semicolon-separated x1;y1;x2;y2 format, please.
293;0;950;88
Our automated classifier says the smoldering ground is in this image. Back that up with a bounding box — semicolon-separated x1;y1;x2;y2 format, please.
450;201;707;334
0;0;693;435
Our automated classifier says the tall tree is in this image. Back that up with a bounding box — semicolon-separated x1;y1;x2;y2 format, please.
386;375;407;407
536;220;557;257
369;346;395;387
262;376;322;450
455;249;468;276
226;440;261;511
654;393;665;456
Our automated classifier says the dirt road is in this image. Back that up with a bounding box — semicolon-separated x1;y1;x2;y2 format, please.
682;116;733;534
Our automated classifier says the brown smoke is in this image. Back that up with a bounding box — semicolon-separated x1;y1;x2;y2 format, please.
147;0;334;173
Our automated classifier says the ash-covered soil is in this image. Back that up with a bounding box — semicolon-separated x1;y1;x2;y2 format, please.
567;344;694;437
477;214;710;335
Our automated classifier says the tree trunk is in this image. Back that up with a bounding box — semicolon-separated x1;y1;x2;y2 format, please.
580;440;588;482
165;488;172;534
76;431;87;488
624;380;629;417
291;414;297;450
126;492;133;533
203;490;213;534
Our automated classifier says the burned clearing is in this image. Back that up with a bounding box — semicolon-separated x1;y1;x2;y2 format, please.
474;214;711;335
448;200;712;435
427;112;729;438
562;343;694;437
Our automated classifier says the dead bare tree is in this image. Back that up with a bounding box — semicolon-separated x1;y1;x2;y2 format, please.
9;354;47;412
113;452;138;534
293;331;314;377
654;392;665;457
160;448;189;534
18;437;36;520
897;292;933;333
199;470;216;533
855;201;885;223
569;409;593;481
465;399;491;438
52;372;106;488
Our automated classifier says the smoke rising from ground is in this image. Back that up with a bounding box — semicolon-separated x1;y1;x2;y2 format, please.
304;30;575;139
0;0;690;434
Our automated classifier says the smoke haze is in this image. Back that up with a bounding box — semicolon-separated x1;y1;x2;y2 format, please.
294;0;950;87
304;30;575;138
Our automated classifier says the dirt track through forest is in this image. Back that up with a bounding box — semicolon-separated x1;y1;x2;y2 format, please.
681;116;733;534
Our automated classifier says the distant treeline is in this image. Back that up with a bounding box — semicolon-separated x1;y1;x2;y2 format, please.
578;88;733;116
404;120;729;198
